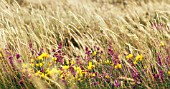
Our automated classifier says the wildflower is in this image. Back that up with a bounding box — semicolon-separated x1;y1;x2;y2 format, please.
37;53;50;60
52;57;57;61
168;71;170;75
133;61;137;65
135;54;143;61
115;64;122;69
160;41;165;47
126;54;133;59
31;63;34;67
157;53;162;66
39;63;43;67
114;79;121;87
35;71;42;76
77;78;82;82
36;63;39;67
105;75;110;79
22;63;28;68
70;60;75;65
31;59;34;62
22;69;26;73
143;65;147;69
0;53;2;58
16;54;20;59
66;60;70;65
92;51;97;56
92;73;96;77
87;62;95;70
62;65;70;70
104;59;111;64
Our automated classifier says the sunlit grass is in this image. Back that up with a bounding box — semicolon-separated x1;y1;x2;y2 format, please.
0;0;170;88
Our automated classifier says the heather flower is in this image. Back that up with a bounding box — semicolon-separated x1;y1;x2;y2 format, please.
114;79;120;87
158;70;164;81
58;42;62;49
18;78;24;85
16;54;20;59
157;53;162;66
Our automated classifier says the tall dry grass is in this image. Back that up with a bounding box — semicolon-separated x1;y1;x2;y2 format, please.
0;0;170;88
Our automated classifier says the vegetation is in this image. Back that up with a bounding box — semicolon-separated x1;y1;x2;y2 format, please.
0;0;170;88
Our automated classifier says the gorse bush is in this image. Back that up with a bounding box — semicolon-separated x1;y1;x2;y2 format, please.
0;0;170;89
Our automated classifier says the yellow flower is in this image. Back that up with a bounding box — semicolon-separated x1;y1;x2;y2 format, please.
31;59;34;62
160;41;165;47
71;61;75;65
92;51;97;56
87;62;95;70
77;78;82;82
22;63;28;68
39;63;43;67
115;64;122;69
92;73;96;77
35;71;42;76
37;53;50;60
56;70;62;74
104;59;111;64
47;62;52;67
66;60;69;65
105;75;110;79
0;53;2;58
41;73;46;77
135;54;143;61
31;63;34;67
144;65;147;69
133;61;137;65
62;65;70;70
22;69;26;73
126;54;133;59
168;71;170;75
36;63;39;67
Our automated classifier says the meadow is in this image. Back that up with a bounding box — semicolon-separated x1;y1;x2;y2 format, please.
0;0;170;89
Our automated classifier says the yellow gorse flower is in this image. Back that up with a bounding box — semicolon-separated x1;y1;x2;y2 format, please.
160;41;165;47
87;62;95;70
92;51;97;56
62;65;70;70
114;64;122;69
126;54;133;59
105;75;110;79
135;54;143;61
92;73;96;77
133;61;137;65
31;59;34;62
168;71;170;75
37;53;50;60
104;59;111;64
0;53;2;58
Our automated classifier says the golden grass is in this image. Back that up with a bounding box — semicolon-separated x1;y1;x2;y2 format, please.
0;0;170;88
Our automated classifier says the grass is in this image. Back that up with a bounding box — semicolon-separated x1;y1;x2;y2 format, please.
0;0;170;88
